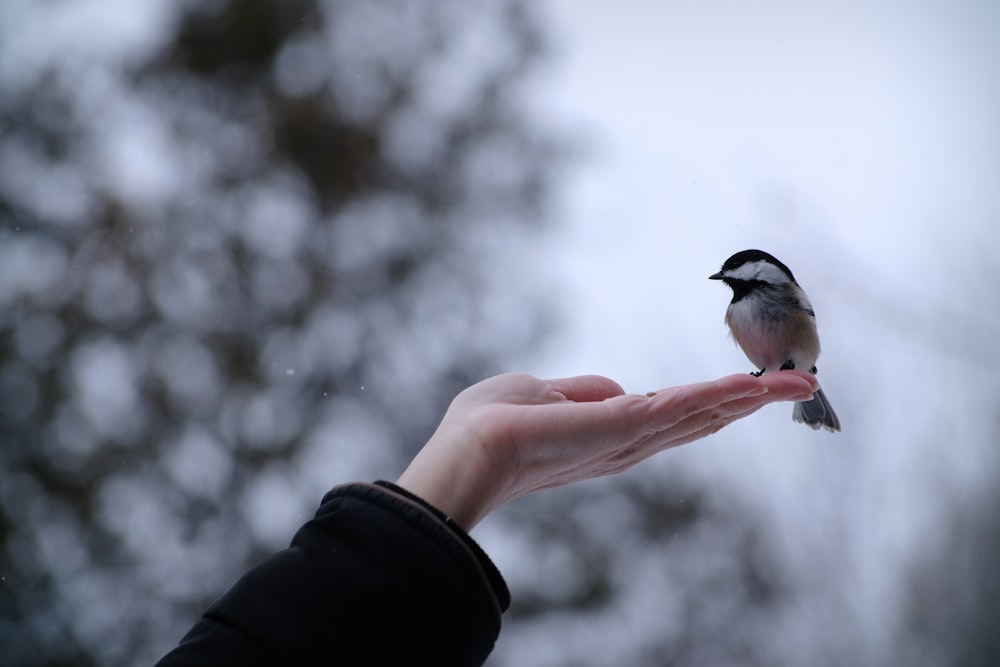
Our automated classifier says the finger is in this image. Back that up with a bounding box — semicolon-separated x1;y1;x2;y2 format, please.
656;373;818;447
757;370;820;394
642;374;770;423
677;377;816;435
667;404;766;447
649;396;773;451
595;400;768;475
645;371;817;404
710;371;818;397
635;378;808;453
545;374;626;403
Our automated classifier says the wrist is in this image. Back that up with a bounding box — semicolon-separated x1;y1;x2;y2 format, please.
396;423;513;531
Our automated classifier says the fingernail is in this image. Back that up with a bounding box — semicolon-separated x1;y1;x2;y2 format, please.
776;381;814;402
793;382;817;400
743;386;769;397
793;376;819;393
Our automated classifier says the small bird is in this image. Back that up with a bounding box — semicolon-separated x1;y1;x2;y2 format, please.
709;249;840;432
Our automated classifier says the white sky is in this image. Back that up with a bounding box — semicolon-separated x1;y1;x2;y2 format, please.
525;0;999;388
490;1;1000;659
4;1;996;662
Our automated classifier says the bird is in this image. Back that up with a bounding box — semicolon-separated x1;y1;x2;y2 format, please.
709;249;840;432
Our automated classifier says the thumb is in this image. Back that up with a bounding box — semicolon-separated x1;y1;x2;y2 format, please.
546;375;625;403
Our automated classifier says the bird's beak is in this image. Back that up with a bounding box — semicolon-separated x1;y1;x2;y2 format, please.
708;272;723;280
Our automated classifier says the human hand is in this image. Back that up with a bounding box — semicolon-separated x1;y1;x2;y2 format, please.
396;371;819;530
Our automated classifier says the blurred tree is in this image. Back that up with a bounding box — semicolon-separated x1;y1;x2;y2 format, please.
5;3;991;667
0;1;560;665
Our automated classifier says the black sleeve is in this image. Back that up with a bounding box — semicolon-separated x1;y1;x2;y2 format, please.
155;482;511;667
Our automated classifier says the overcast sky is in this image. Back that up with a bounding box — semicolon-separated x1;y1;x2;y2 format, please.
485;1;1000;659
526;0;998;385
2;2;997;664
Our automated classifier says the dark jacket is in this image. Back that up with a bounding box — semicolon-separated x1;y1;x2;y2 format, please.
155;481;510;666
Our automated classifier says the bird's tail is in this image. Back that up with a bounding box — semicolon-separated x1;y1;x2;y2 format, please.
792;387;841;432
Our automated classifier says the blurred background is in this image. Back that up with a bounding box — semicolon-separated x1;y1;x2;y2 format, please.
0;1;997;665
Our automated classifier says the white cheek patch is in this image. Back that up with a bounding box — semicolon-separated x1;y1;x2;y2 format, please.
724;260;792;285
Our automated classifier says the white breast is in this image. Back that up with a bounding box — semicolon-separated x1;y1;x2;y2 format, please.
727;300;785;370
726;296;820;372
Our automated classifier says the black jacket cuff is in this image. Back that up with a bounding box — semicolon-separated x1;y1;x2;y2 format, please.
370;479;510;611
157;480;510;666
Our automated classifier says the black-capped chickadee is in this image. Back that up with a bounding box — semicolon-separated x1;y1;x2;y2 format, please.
709;249;841;432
